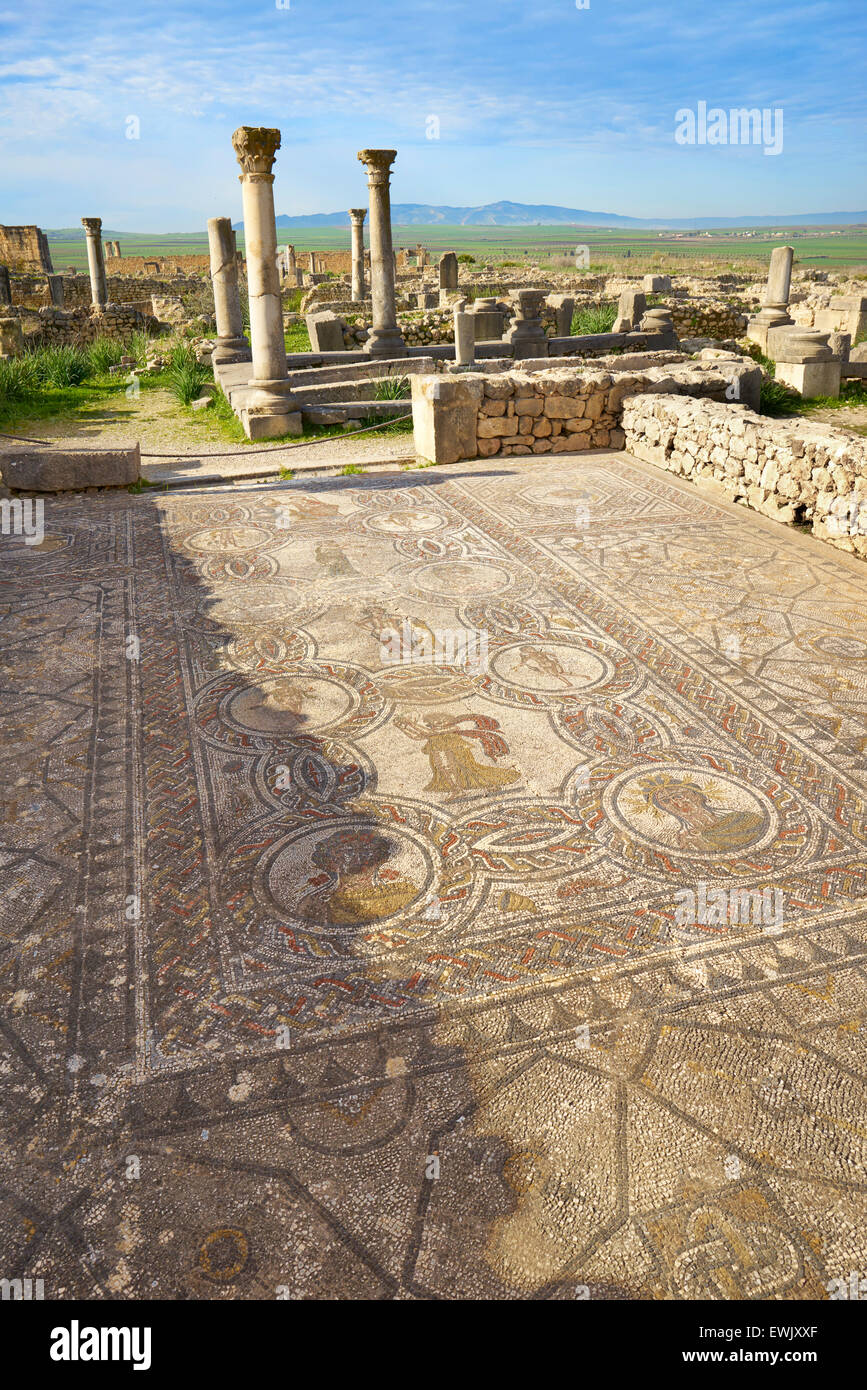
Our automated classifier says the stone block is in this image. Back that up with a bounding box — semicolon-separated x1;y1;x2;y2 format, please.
774;359;842;399
411;373;483;464
0;316;25;357
240;409;303;440
306;310;346;353
0;443;140;491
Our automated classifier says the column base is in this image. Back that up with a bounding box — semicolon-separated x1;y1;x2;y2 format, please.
365;328;407;358
211;337;252;367
239;407;303;440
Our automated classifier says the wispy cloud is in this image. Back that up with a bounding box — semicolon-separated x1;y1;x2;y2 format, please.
0;0;864;227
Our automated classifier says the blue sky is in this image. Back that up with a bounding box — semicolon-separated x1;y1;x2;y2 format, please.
1;0;864;230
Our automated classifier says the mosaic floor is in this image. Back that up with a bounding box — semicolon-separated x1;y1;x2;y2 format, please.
2;450;866;1300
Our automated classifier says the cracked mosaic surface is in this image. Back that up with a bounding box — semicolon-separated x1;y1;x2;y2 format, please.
1;451;865;1299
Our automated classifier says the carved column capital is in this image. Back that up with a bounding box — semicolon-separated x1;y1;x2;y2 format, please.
348;208;367;225
232;127;281;181
357;149;396;186
81;217;102;236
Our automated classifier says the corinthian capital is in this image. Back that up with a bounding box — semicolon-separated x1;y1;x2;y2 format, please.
81;217;102;236
232;127;281;180
357;149;396;186
348;208;367;224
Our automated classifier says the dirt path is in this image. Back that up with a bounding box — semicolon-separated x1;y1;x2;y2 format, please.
1;386;417;483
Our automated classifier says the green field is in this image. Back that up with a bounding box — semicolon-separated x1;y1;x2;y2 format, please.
48;225;867;276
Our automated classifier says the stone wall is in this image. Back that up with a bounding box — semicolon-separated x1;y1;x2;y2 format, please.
0;225;53;272
621;393;867;558
669;300;749;339
411;357;761;465
10;271;214;312
104;253;212;276
25;304;161;346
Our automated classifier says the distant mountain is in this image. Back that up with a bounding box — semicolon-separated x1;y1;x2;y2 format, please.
229;202;867;230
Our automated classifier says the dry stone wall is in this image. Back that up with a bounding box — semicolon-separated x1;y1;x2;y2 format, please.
622;393;867;558
26;304;160;346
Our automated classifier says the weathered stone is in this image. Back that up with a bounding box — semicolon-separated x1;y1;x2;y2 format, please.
231;127;296;433
207;216;250;366
357;150;405;357
306;310;346;353
411;373;482;464
0;443;140;490
0;316;25;357
438;252;458;290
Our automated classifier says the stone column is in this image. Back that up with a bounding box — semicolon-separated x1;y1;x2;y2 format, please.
357;148;405;357
747;245;794;351
453;309;475;367
81;217;107;308
349;208;366;301
207;216;251;366
0;265;11;307
286;244;297;283
308;252;316;273
231;126;298;437
47;274;65;308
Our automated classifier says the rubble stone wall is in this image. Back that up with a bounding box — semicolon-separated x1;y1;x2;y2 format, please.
622;393;867;558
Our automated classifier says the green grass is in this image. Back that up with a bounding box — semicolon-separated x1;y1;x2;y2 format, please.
373;373;411;401
340;464;364;475
51;225;867;275
0;335;168;429
571;302;617;335
285;324;312;354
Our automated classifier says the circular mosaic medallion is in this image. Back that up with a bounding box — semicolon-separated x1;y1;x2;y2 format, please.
601;764;779;862
184;525;272;554
257;819;434;931
475;635;641;710
411;559;516;598
227;674;353;736
196;663;387;748
364;507;445;535
491;639;611;693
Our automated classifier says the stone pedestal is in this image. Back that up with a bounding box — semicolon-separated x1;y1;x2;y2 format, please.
0;316;24;358
505;290;549;358
231;127;298;438
349;208;366;302
471;297;505;341
357;149;405;357
453;310;475;366
771;325;841;399
207;216;251;366
643;274;671;294
81;217;107;308
411;374;482;465
747;245;795;351
639;305;677;346
0;266;11;306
